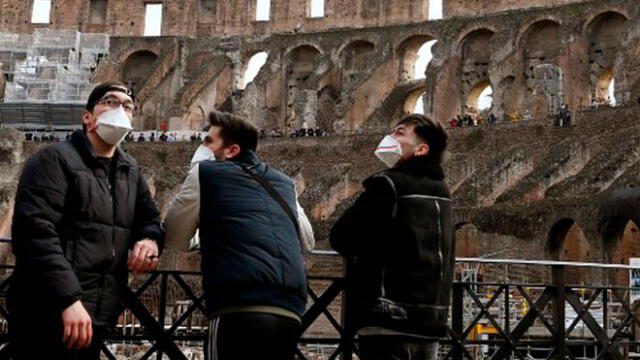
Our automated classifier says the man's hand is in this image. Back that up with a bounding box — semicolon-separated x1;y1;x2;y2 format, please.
128;239;159;273
62;300;92;349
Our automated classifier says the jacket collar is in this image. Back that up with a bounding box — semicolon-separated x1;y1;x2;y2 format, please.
229;149;261;167
70;130;133;170
388;155;445;180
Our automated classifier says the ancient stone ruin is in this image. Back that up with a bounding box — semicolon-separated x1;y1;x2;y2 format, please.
1;0;640;357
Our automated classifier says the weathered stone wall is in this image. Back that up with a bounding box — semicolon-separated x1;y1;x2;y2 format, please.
444;0;591;19
83;0;640;145
2;104;640;285
0;0;428;36
2;1;639;137
0;128;22;239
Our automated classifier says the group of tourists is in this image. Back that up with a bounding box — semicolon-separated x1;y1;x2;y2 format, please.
9;81;454;360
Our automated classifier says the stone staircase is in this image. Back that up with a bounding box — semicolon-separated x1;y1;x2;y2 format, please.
135;39;182;105
175;54;231;109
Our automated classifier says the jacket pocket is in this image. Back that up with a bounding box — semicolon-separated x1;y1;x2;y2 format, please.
70;222;113;273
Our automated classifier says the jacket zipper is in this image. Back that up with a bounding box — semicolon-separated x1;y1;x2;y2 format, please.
97;172;115;322
435;201;444;281
110;181;116;258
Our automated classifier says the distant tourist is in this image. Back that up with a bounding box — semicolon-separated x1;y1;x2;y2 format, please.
488;113;497;124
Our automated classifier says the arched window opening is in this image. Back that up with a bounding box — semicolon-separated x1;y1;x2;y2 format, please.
477;85;493;111
340;40;375;88
548;219;591;285
466;80;492;113
521;21;562;118
414;40;437;80
594;68;616;107
403;88;427;115
122;51;158;90
242;52;268;89
587;12;627;108
398;36;436;82
286;46;322;130
609;221;640;286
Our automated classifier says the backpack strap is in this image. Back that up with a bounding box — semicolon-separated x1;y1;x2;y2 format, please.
236;162;301;243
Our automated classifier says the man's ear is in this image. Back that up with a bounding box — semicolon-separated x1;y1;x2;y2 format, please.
81;109;96;131
226;144;242;159
415;143;429;157
81;109;91;126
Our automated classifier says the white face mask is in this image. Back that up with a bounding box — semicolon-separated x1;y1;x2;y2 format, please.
190;144;215;168
94;107;132;146
374;135;403;168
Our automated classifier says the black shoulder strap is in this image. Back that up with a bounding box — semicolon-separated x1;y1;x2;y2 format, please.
237;163;301;236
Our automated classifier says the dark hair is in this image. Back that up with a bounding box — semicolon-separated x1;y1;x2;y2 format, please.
208;111;258;152
85;81;135;112
397;114;448;162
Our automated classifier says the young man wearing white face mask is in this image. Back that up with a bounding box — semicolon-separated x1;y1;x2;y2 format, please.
9;81;164;359
164;111;314;360
330;114;454;360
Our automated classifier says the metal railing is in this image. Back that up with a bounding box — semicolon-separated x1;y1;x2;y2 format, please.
0;243;638;359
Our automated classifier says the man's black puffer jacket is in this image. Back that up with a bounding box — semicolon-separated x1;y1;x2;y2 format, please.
9;130;163;328
330;155;455;338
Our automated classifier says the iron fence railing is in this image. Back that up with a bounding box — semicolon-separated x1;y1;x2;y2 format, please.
0;239;639;360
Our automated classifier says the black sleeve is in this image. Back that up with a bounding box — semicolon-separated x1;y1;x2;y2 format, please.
329;175;396;257
11;149;81;312
131;170;164;252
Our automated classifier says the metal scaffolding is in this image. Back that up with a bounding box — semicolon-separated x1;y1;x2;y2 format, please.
0;29;109;104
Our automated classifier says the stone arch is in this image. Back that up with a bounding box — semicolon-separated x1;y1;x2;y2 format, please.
586;11;627;105
287;45;323;81
466;79;492;113
285;45;323;130
548;218;592;284
521;20;561;63
584;10;629;38
520;20;562;119
339;40;375;88
602;219;640;286
121;50;159;91
515;16;562;49
459;29;494;106
397;35;436;82
455;26;497;54
284;43;324;58
495;75;516;119
403;86;427;115
594;67;614;106
240;50;269;89
460;29;494;63
455;222;480;258
186;105;206;130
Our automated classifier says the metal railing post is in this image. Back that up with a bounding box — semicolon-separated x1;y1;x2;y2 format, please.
552;265;566;360
157;273;169;360
452;282;464;360
341;257;354;360
603;288;608;337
